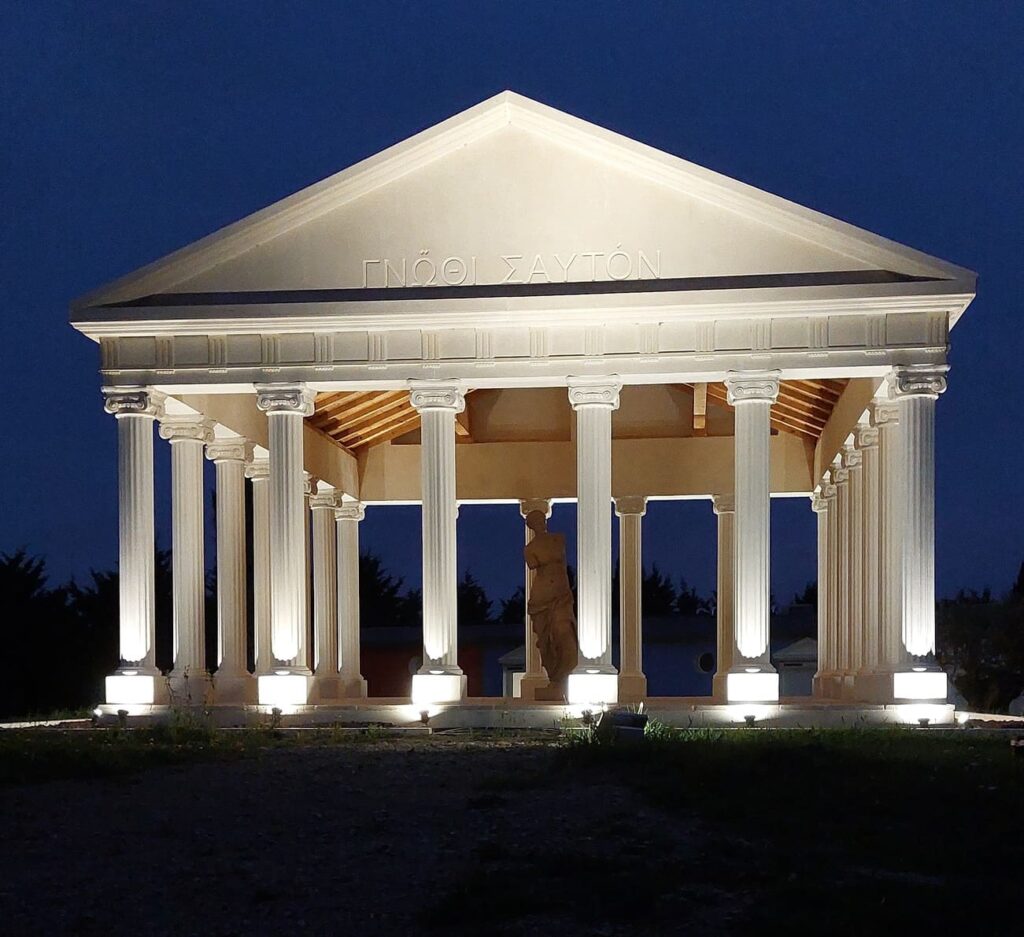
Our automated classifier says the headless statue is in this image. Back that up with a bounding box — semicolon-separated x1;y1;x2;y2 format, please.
524;510;579;701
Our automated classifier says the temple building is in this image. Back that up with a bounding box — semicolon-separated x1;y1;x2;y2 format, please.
71;92;976;725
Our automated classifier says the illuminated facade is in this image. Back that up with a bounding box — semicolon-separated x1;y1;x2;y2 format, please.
72;93;975;724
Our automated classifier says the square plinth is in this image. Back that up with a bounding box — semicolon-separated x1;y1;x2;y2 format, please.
411;673;467;705
893;669;948;701
726;670;780;703
106;673;166;705
567;672;619;706
258;673;313;706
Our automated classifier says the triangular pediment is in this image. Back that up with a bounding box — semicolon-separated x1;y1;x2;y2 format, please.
75;91;974;312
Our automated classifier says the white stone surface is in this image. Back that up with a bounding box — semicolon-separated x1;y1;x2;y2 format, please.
335;501;368;698
615;497;647;702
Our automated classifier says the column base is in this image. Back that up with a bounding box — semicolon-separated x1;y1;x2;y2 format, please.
167;670;213;707
567;670;619;706
338;674;369;698
514;672;549;701
726;667;779;703
106;669;168;706
311;673;341;703
617;672;647;704
257;671;314;706
214;671;257;705
411;672;467;705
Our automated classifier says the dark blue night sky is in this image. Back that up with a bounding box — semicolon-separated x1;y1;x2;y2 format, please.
1;2;1021;609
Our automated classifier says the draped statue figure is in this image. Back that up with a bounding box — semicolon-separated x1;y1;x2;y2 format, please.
523;510;578;701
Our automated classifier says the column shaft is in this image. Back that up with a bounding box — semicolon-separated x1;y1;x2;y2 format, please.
615;497;647;702
857;424;881;683
843;443;864;695
833;463;850;686
311;489;339;700
874;400;904;673
246;460;272;675
255;383;315;705
711;496;735;701
335;502;368;697
811;482;833;697
410;383;465;704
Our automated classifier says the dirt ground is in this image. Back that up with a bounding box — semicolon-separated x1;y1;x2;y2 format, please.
0;736;731;937
1;728;1020;935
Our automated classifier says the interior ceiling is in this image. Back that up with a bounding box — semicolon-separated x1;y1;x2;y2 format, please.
309;380;848;453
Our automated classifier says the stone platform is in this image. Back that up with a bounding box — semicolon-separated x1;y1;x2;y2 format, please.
92;696;960;729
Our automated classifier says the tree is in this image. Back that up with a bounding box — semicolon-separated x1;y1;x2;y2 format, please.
359;551;417;627
498;585;525;624
642;564;677;617
457;570;493;625
675;577;710;616
793;581;817;606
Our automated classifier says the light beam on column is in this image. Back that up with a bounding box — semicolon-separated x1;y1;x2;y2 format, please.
409;381;467;705
724;371;780;703
567;376;621;706
103;387;166;706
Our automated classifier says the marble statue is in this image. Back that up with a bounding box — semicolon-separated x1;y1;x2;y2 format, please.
524;510;579;701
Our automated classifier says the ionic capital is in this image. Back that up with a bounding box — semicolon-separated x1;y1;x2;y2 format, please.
158;415;213;444
811;491;830;513
519;498;552;519
102;387;165;420
832;464;850;485
841;444;862;470
309;489;339;511
408;381;465;413
206;437;253;464
855;423;879;450
871;399;900;427
567;375;622;410
724;370;780;405
614;496;647;517
335;501;366;522
244;458;270;481
890;364;949;399
304;473;318;496
254;382;316;416
712;494;735;515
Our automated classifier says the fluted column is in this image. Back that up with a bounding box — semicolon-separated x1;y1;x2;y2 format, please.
873;398;904;683
810;478;835;698
841;441;864;699
832;458;850;697
615;496;647;703
255;382;315;705
711;495;735;702
245;457;272;676
409;381;466;705
207;435;255;704
891;365;949;700
159;415;213;702
567;376;621;705
335;501;368;698
103;387;166;705
310;487;340;702
825;468;840;696
724;370;779;702
517;498;552;701
855;421;881;699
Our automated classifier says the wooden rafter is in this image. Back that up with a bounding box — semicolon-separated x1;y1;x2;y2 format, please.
309;389;476;452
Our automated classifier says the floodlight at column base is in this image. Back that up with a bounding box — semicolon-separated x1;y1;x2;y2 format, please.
411;673;466;705
567;672;618;706
258;673;313;706
893;670;947;701
726;671;779;703
106;673;163;705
